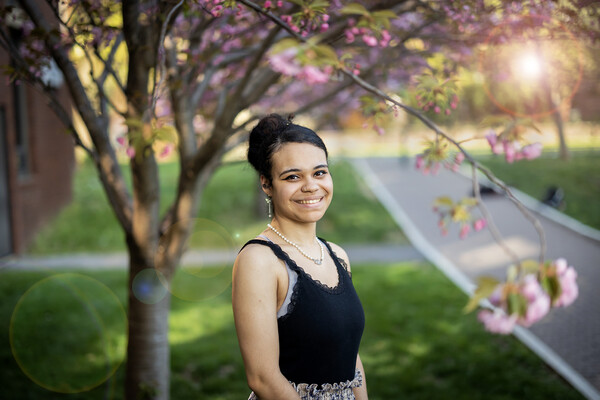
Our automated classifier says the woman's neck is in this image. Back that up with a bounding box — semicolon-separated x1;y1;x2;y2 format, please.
268;218;317;247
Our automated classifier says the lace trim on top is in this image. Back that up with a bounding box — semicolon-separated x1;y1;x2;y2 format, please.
250;236;349;321
278;238;346;294
277;262;298;319
248;368;362;400
257;235;299;320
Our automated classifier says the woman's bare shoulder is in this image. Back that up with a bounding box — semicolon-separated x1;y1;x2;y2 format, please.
325;240;351;271
234;240;282;276
326;241;349;260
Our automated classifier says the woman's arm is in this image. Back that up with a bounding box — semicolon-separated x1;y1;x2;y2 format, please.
353;354;368;400
328;243;368;399
232;246;301;399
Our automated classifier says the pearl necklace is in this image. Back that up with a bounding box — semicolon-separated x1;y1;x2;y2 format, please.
267;224;324;265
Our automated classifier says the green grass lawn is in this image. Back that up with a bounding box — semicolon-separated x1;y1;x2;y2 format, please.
477;149;600;230
0;263;583;400
28;159;406;255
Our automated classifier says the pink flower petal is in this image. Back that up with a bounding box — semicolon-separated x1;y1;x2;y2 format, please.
478;309;518;334
521;142;543;160
459;224;470;239
473;218;487;232
362;34;378;47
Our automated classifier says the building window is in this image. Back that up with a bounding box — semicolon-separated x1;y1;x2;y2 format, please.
7;15;32;179
12;80;31;178
0;106;13;256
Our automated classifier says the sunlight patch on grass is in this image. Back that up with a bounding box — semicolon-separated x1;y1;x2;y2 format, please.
169;301;233;346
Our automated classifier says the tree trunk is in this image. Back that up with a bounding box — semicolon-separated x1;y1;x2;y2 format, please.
553;107;570;161
537;43;570;161
125;235;172;400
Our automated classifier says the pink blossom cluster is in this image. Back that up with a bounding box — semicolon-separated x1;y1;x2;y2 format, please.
279;6;331;37
435;207;487;239
438;217;487;239
549;258;579;307
268;49;332;84
415;150;465;176
344;23;391;48
416;93;459;116
115;136;174;160
478;258;578;334
485;131;543;163
116;136;136;159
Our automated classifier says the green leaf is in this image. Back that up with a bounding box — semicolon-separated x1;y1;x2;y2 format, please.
340;3;370;16
541;275;561;302
433;196;454;207
507;265;518;283
464;276;500;313
310;0;330;8
372;10;397;29
451;205;471;222
460;197;478;207
499;120;517;138
479;115;511;128
270;38;301;55
507;293;527;317
313;44;338;63
521;259;541;275
516;118;542;134
372;10;397;19
153;126;177;141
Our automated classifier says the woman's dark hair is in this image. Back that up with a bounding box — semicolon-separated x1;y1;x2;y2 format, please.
247;113;328;182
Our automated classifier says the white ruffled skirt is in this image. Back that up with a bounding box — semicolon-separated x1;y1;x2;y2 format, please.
248;369;363;400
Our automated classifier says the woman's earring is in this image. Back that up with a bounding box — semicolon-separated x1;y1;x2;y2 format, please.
265;196;273;218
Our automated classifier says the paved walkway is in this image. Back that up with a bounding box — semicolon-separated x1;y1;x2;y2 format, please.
354;156;600;400
0;244;424;271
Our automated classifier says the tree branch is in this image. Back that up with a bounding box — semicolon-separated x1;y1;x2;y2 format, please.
18;0;133;234
237;0;549;263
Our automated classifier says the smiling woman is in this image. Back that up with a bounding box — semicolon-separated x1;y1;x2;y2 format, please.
232;114;368;400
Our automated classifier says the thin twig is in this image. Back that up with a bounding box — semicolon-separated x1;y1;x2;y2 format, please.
471;164;522;266
150;0;185;119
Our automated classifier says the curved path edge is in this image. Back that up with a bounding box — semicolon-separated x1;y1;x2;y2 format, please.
352;157;600;400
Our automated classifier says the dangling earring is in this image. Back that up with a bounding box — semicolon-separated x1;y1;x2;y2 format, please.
265;196;273;218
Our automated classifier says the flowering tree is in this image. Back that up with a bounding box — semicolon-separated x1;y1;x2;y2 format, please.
1;0;597;398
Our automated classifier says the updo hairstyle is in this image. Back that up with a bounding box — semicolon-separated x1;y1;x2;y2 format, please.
247;113;329;183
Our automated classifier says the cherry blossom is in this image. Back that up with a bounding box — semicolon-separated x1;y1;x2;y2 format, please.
478;309;518;334
519;275;551;327
126;147;136;159
473;218;487;232
553;258;579;307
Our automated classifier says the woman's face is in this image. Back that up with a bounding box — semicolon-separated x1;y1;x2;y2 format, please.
262;142;333;224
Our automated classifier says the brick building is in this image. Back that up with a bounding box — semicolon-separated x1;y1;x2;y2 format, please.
0;28;75;256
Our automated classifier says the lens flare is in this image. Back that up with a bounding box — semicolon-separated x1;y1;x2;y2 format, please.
478;15;583;118
158;218;236;302
9;273;126;393
132;268;169;304
516;53;542;80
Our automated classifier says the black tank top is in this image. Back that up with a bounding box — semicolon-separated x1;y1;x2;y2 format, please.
241;238;365;385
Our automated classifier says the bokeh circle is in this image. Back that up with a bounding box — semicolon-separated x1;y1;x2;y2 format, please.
157;218;236;302
9;273;127;393
132;268;169;304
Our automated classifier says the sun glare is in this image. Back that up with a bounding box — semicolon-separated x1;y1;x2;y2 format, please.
516;53;543;79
